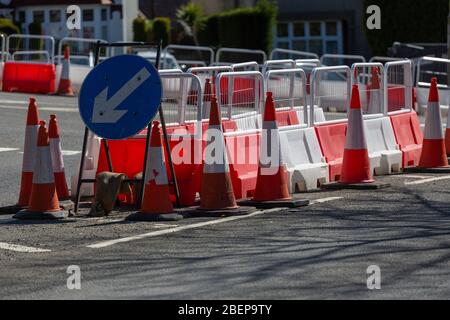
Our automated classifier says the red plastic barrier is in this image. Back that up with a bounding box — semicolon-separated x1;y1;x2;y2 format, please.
97;123;201;206
225;132;260;199
276;110;300;127
219;77;258;106
2;62;56;94
315;122;347;181
389;111;423;168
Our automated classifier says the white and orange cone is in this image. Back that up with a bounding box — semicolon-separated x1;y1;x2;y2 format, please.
247;92;308;208
17;97;40;208
202;78;213;119
367;67;382;114
199;96;240;212
57;46;74;96
418;77;449;168
340;84;374;184
49;114;70;200
127;121;182;221
14;122;67;219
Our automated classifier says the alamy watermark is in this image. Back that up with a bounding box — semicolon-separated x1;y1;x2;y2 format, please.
66;5;81;30
67;265;81;290
366;5;381;30
366;265;381;290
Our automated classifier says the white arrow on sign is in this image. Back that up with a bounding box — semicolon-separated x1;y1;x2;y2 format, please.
92;67;151;124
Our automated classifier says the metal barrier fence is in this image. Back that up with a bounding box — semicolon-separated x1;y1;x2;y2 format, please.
216;48;267;66
310;65;351;122
57;37;108;66
262;59;296;76
265;68;308;124
6;34;55;64
320;54;366;67
270;48;319;60
158;73;203;133
163;44;215;69
232;61;259;72
384;60;413;115
351;62;384;115
215;71;265;120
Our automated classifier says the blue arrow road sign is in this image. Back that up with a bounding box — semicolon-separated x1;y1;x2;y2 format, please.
79;54;162;140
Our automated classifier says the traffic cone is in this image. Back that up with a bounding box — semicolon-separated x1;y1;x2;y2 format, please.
17;98;40;208
446;108;450;158
241;92;309;208
323;85;390;190
194;96;255;216
49;114;70;200
57;46;74;96
202;78;213;119
127;121;182;221
367;67;382;114
14;122;67;219
417;78;449;169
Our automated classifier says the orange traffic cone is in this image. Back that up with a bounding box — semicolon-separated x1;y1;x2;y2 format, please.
195;96;254;216
323;85;390;190
243;92;309;208
14;122;67;219
202;78;213;119
417;78;449;169
367;67;382;114
17;98;40;207
49;115;70;200
58;46;74;96
127;121;182;221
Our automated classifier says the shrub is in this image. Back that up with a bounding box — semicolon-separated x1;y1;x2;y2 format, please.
0;18;20;36
133;15;148;42
153;17;171;47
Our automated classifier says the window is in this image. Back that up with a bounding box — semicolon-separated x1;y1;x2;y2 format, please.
83;26;95;38
33;10;44;23
101;8;108;21
274;21;343;55
276;22;288;38
101;26;108;40
50;10;61;22
83;9;94;22
18;11;25;23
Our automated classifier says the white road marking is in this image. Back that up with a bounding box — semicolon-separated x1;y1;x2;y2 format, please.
310;196;343;205
0;104;78;113
61;150;81;156
0;242;51;253
399;175;431;179
86;197;343;249
0;147;19;152
405;175;450;185
0;99;76;107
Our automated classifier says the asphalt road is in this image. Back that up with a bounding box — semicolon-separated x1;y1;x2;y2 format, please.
1;92;450;300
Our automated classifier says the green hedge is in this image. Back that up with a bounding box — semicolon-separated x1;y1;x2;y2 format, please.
197;14;219;47
0;18;20;36
153;17;171;47
363;0;449;55
133;16;148;42
197;0;277;53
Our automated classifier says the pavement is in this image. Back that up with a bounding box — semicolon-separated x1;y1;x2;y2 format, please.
1;92;450;300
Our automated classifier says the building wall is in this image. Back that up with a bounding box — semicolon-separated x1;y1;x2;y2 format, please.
276;0;371;57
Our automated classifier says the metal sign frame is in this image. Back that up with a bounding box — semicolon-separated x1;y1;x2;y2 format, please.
74;40;180;214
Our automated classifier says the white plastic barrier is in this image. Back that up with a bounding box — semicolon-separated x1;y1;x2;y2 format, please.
279;124;329;192
364;116;402;175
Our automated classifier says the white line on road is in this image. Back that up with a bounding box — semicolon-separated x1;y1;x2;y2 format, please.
310;196;343;205
86;197;343;249
399;175;432;179
0;99;77;107
0;242;51;253
61;150;81;156
0;147;19;152
0;104;78;113
405;175;450;185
